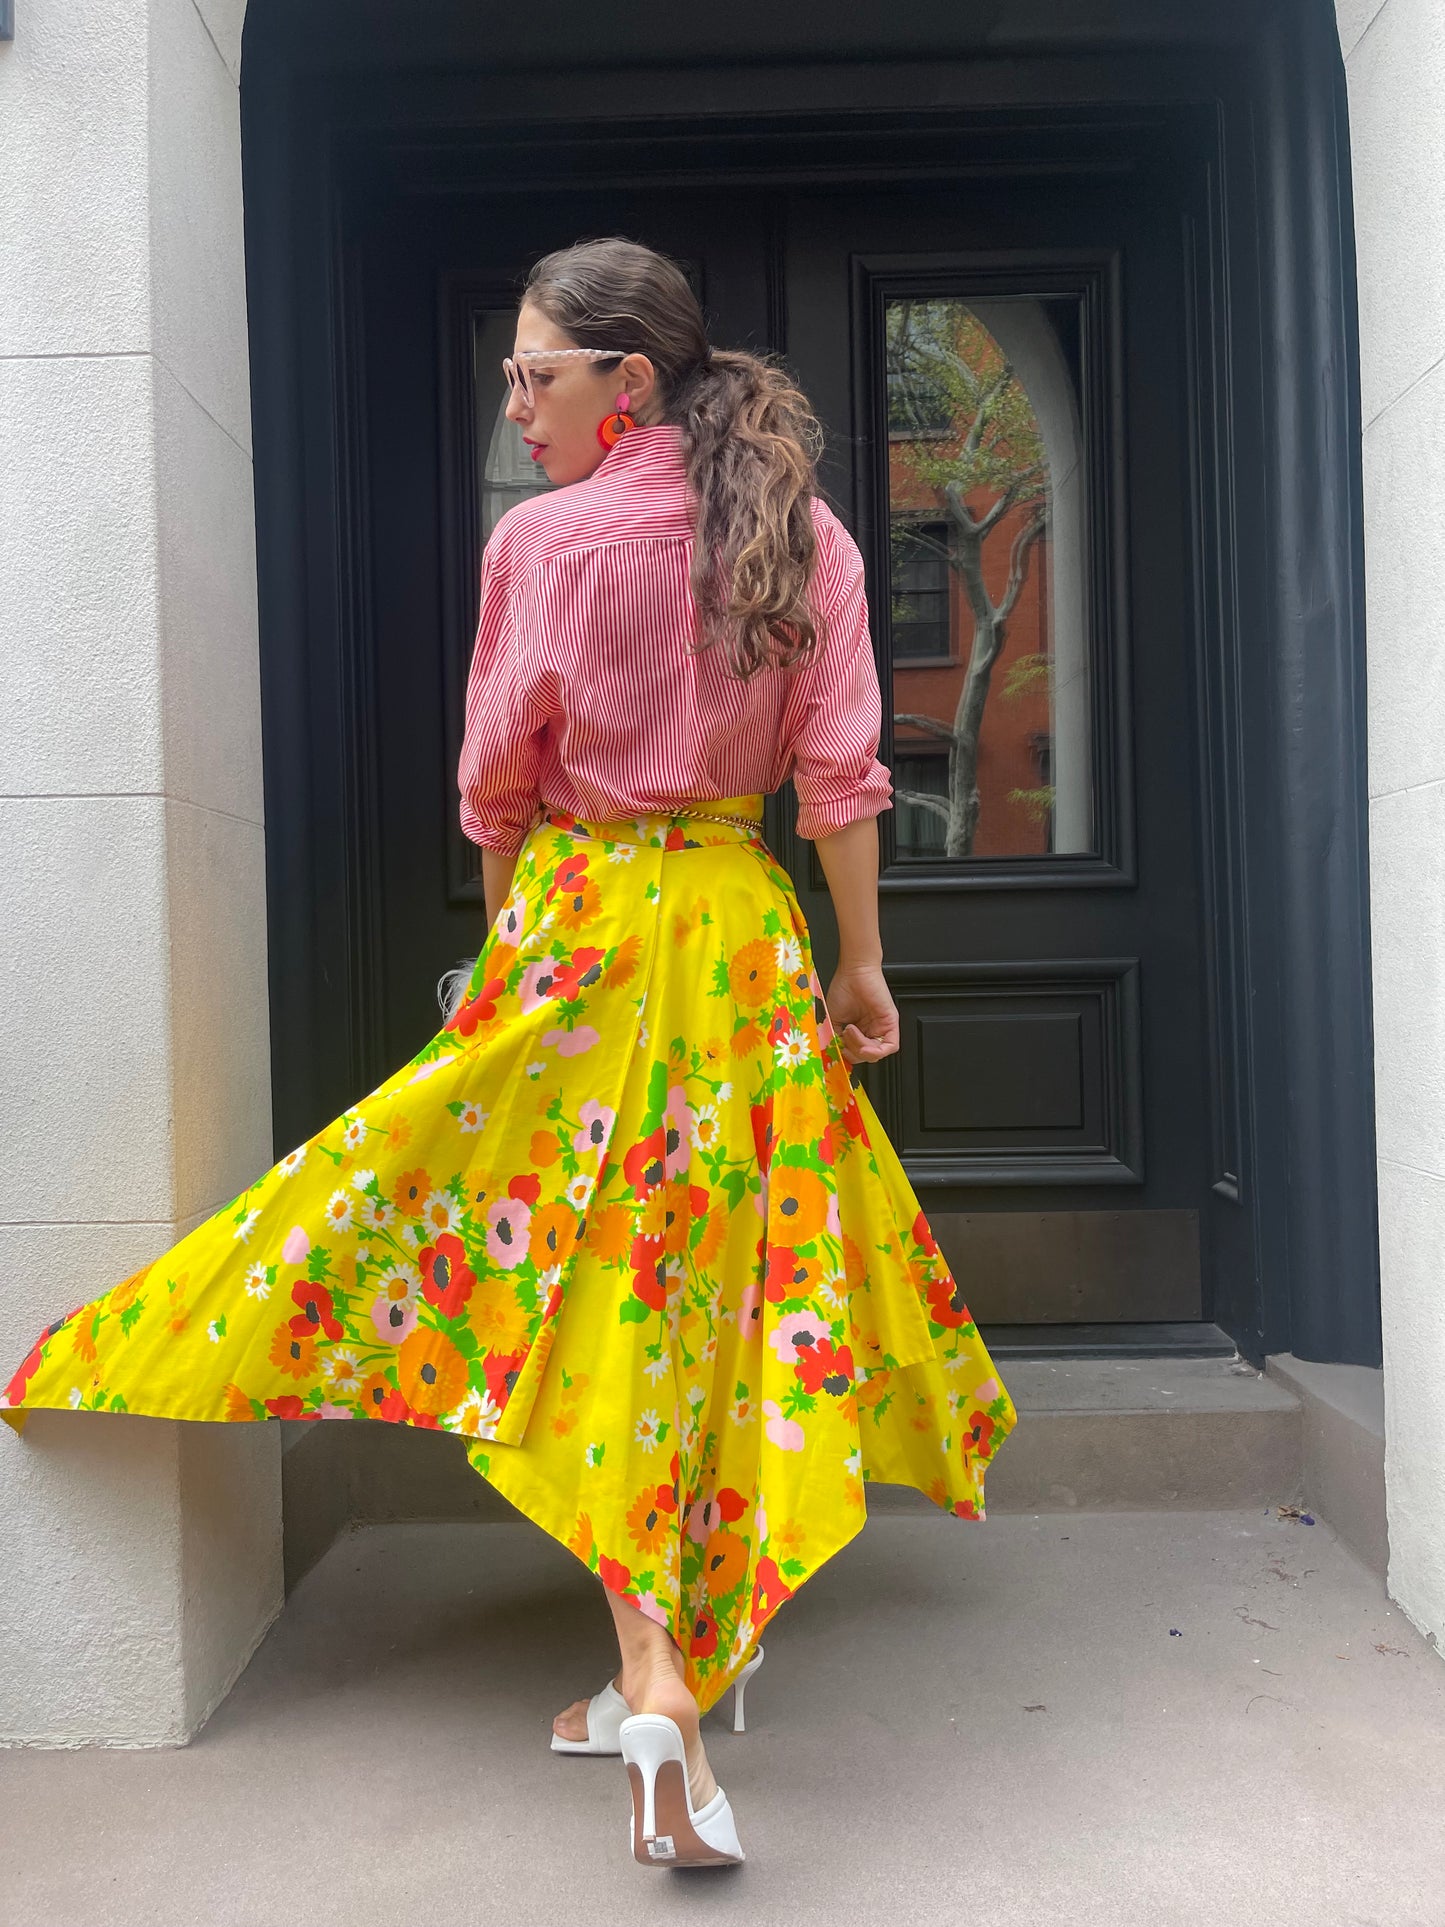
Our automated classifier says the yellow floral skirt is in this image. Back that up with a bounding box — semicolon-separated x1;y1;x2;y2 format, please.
2;796;1016;1713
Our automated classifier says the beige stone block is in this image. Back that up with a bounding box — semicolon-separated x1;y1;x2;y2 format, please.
0;797;175;1223
153;362;263;824
1346;0;1445;426
0;357;164;795
0;0;151;357
1362;358;1445;799
1368;782;1445;1177
163;798;273;1224
1378;1158;1445;1647
148;0;253;456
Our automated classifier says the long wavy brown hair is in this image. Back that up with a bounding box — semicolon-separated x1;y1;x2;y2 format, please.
519;236;829;678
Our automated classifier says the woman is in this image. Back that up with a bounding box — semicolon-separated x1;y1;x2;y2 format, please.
2;237;1016;1870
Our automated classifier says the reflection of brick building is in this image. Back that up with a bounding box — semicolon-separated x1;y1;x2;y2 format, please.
890;457;1054;858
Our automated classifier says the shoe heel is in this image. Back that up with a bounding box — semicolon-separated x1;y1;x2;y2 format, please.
731;1644;764;1734
618;1714;744;1868
619;1714;684;1852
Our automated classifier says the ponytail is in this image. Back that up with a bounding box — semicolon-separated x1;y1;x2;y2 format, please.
673;349;826;677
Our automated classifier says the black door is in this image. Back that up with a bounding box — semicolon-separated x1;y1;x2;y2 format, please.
357;163;1210;1343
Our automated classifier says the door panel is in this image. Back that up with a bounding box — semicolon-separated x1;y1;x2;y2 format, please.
780;180;1205;1323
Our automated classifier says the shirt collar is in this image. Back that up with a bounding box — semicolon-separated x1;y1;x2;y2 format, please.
593;421;688;479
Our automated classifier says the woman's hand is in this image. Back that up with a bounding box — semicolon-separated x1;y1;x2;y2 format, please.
824;959;900;1065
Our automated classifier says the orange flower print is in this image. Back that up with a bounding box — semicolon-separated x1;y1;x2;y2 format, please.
567;1510;596;1563
728;939;777;1007
223;1382;255;1422
702;1527;749;1598
730;1019;765;1059
71;1321;97;1363
391;1167;431;1214
586;1203;634;1263
268;1324;317;1382
695;1209;729;1267
601;932;643;988
627;1482;677;1555
385;1115;413;1153
770;1166;830;1243
396;1327;469;1417
529;1129;561;1167
529;1201;579;1268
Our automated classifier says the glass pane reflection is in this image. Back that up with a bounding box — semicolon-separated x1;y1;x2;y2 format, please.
885;295;1093;859
473;310;556;539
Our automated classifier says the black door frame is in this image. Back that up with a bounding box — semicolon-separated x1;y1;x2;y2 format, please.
240;1;1379;1367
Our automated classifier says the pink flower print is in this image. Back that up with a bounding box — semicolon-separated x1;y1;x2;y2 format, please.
635;1590;671;1629
738;1280;763;1340
316;1401;356;1420
974;1378;999;1404
498;889;530;944
282;1226;311;1266
370;1271;419;1345
542;1024;599;1058
763;1399;805;1451
686;1497;722;1544
825;1190;841;1240
519;958;562;1012
486;1195;531;1268
768;1309;827;1365
573;1100;616;1159
662;1086;693;1179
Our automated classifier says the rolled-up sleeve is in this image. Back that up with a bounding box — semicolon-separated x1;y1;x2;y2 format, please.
788;534;894;840
457;530;551;856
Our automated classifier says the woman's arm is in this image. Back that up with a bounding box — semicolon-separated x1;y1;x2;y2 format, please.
482;850;519;931
812;814;899;1065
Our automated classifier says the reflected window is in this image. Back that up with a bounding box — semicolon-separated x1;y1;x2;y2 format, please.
884;294;1092;860
473;310;556;538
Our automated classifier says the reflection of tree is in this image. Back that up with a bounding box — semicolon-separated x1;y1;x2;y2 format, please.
888;301;1049;857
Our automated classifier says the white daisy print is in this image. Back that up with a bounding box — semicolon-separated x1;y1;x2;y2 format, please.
565;1175;591;1210
584;1441;605;1467
445;1389;503;1439
421;1197;459;1236
607;843;637;864
844;1448;863;1479
206;1319;225;1344
457;1103;488;1134
634;1409;663;1452
690;1102;722;1152
357;1197;396;1233
775;1029;811;1071
233;1208;261;1245
67;1387;84;1409
343;1117;369;1151
351;1167;377;1193
244;1263;272;1300
279;1145;307;1176
324;1189;353;1234
323;1347;364;1390
776;935;803;971
717;1081;733;1102
525;1061;545;1079
644;1354;670;1383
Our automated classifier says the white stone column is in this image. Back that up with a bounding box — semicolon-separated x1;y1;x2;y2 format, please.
0;0;281;1743
1339;0;1445;1650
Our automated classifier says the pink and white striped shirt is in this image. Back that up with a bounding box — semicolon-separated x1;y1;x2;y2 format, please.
457;421;894;855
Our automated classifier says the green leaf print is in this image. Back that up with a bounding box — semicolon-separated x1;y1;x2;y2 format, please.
306;1245;333;1282
119;1301;145;1337
618;1299;651;1325
720;1169;748;1210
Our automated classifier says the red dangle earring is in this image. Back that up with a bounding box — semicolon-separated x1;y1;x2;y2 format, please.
597;390;635;449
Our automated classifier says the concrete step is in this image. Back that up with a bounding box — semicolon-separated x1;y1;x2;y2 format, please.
871;1355;1302;1514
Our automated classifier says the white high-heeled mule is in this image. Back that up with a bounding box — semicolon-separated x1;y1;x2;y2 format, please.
618;1713;745;1867
549;1645;764;1754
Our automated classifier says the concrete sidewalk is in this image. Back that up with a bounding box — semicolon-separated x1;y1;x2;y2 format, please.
3;1506;1442;1926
